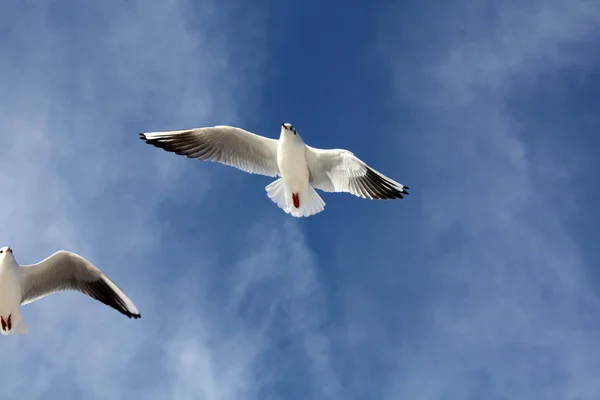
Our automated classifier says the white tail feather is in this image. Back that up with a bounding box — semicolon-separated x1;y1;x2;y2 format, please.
265;178;325;218
266;178;288;210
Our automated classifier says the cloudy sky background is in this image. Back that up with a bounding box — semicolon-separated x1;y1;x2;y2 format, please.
1;0;600;399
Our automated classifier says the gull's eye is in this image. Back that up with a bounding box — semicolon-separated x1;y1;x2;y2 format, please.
0;250;4;254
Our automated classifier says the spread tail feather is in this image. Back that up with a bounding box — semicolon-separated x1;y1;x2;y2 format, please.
0;309;28;336
266;178;325;218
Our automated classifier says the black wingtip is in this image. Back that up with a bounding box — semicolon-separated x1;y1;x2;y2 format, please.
124;310;141;319
139;133;147;140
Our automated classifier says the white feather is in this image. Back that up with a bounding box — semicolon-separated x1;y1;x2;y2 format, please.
305;147;409;199
140;125;280;177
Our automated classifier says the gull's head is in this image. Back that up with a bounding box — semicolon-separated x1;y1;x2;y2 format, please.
0;247;14;263
281;122;299;137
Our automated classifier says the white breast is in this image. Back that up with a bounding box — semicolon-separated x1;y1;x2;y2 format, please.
277;136;309;193
0;265;21;313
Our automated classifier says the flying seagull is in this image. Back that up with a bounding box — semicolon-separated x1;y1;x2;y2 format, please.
140;123;409;217
0;246;140;335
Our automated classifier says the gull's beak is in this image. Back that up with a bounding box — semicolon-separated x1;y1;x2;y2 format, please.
281;123;286;129
6;247;11;254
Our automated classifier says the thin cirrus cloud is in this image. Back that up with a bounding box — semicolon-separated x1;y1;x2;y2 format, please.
3;0;600;399
381;0;600;399
0;1;338;399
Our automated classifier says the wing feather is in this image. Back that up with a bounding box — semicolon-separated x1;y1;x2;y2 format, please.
19;251;141;319
140;125;280;177
306;147;409;200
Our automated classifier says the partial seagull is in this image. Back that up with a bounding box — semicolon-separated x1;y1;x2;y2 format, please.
0;246;140;335
140;123;409;217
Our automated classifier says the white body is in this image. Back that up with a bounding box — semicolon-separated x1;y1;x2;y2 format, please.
277;128;309;194
267;124;325;217
0;257;21;309
0;257;25;333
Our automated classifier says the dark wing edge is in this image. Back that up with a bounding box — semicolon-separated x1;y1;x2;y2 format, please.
307;147;410;200
351;166;410;200
78;276;141;319
20;251;141;319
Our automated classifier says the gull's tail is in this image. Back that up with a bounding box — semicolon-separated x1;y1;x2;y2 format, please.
0;309;28;336
266;178;325;218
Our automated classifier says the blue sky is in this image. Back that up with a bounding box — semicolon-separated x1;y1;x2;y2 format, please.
1;0;600;399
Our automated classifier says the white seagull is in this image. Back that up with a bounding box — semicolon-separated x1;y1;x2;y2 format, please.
140;123;409;217
0;246;141;335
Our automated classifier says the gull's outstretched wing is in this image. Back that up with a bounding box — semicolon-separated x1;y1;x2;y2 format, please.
306;147;409;199
140;126;280;177
19;251;141;319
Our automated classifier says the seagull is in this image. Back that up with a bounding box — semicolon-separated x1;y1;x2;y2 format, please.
140;123;409;217
0;246;141;335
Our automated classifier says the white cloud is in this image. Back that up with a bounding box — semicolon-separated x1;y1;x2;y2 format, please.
0;1;337;399
383;0;600;398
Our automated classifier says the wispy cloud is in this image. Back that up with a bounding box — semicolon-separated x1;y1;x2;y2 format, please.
5;0;598;398
381;0;600;398
0;1;338;399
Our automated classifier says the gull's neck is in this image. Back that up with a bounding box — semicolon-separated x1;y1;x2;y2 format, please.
0;258;18;273
279;131;304;147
